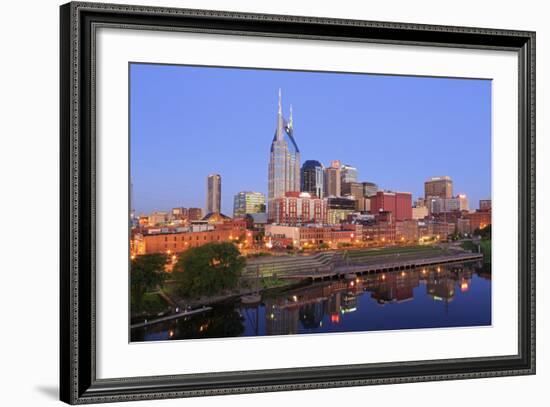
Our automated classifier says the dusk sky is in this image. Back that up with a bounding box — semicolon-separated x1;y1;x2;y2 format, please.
130;63;491;215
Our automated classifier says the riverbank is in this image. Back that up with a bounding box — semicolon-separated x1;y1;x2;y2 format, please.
131;277;308;323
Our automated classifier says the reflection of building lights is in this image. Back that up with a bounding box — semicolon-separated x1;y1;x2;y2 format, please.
331;314;340;324
461;281;469;292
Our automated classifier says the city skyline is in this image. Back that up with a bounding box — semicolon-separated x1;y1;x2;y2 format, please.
130;63;491;215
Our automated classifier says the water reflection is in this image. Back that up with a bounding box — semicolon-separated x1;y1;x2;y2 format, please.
131;261;491;342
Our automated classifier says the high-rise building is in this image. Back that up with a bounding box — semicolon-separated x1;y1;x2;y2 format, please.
324;160;341;197
340;164;358;184
342;181;365;211
268;90;300;221
369;191;413;221
424;176;453;200
206;174;221;214
233;191;266;217
301;160;324;198
362;182;378;197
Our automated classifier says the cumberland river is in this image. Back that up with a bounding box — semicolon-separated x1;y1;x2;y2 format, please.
131;261;491;342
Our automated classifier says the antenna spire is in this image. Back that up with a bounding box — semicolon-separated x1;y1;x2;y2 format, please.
278;88;282;115
289;104;293;130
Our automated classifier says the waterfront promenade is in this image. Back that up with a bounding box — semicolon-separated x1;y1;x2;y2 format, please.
243;246;483;281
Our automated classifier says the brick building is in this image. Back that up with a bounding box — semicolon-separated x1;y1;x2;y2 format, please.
369;191;412;221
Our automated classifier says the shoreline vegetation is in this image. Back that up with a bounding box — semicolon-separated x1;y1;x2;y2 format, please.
130;237;490;324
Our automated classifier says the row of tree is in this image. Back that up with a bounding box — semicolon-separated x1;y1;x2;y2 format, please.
130;242;246;309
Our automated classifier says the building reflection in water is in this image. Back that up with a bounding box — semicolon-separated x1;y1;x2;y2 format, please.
131;261;490;341
263;261;485;336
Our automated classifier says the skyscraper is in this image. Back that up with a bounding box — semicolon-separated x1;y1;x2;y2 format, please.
206;174;221;214
324;160;341;197
424;176;453;200
340;164;358;184
268;89;300;221
301;160;324;198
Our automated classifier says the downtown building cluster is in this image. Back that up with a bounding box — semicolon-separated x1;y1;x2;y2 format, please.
131;91;491;256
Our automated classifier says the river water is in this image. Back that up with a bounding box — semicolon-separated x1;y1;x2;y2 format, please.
131;261;491;342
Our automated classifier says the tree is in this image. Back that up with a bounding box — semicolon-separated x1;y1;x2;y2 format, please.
130;253;168;310
474;224;492;240
173;242;246;298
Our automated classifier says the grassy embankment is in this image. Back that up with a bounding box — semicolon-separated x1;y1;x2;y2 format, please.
460;240;491;263
346;245;443;261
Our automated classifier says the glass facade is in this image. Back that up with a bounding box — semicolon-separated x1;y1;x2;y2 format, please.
301;160;324;198
341;164;358;184
233;191;266;217
206;174;221;214
268;90;301;220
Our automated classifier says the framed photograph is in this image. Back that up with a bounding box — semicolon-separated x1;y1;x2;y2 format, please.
60;1;535;404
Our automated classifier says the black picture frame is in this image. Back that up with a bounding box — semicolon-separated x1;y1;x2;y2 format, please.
60;1;536;404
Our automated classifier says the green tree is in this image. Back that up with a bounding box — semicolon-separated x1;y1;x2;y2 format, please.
173;242;246;298
474;224;492;240
130;253;168;310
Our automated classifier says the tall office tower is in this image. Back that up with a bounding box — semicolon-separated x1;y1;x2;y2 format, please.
301;160;324;198
268;89;301;221
233;191;266;217
340;164;358;184
324;160;341;197
206;174;221;214
341;181;365;210
424;176;453;200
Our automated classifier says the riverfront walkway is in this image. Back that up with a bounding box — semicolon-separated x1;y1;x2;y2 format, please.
288;252;483;280
244;246;483;281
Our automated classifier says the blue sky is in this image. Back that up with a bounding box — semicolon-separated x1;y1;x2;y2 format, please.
130;63;491;215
